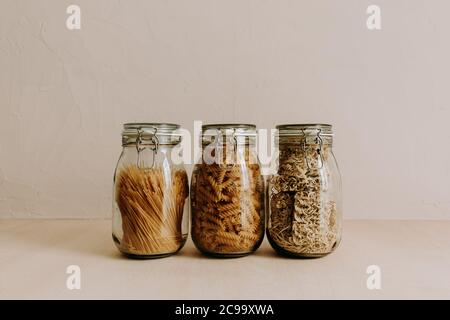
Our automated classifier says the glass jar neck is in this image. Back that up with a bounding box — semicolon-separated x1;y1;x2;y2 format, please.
199;138;258;166
276;134;333;147
200;136;257;148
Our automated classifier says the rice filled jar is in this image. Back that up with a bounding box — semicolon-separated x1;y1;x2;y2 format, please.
191;124;265;257
112;123;189;258
267;124;342;258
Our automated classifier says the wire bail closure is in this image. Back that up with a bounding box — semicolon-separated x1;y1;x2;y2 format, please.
213;128;223;148
232;128;238;153
136;126;159;169
301;128;324;170
211;128;239;165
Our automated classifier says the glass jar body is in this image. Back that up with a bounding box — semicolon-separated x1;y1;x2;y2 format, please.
191;142;265;257
112;145;189;259
267;135;342;258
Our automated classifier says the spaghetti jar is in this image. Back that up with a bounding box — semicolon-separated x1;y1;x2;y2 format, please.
191;124;265;257
267;124;342;258
112;123;189;259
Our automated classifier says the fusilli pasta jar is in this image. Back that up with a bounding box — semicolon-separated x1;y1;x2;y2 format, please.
267;124;342;258
191;124;265;257
112;123;189;259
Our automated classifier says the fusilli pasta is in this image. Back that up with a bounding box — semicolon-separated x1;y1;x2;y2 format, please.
191;147;264;255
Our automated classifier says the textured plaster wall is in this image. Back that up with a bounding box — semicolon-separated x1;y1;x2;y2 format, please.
0;0;449;219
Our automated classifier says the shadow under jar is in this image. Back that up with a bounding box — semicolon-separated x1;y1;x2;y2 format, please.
112;123;189;259
267;124;342;258
191;124;265;257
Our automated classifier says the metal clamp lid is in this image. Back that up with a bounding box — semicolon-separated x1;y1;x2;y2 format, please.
276;123;333;136
301;128;324;169
277;124;332;170
201;124;257;150
135;126;160;168
122;123;181;168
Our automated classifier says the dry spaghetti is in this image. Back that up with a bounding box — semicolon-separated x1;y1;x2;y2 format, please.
115;165;189;255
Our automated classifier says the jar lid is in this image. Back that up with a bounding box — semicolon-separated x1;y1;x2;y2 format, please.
123;123;180;134
202;123;257;136
276;124;333;136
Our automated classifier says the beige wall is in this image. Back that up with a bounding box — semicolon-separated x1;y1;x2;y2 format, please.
1;0;449;219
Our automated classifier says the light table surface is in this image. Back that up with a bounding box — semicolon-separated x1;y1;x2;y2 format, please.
1;219;449;299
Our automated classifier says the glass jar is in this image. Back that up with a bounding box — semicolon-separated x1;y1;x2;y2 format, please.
112;123;189;259
267;124;342;258
191;124;265;257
